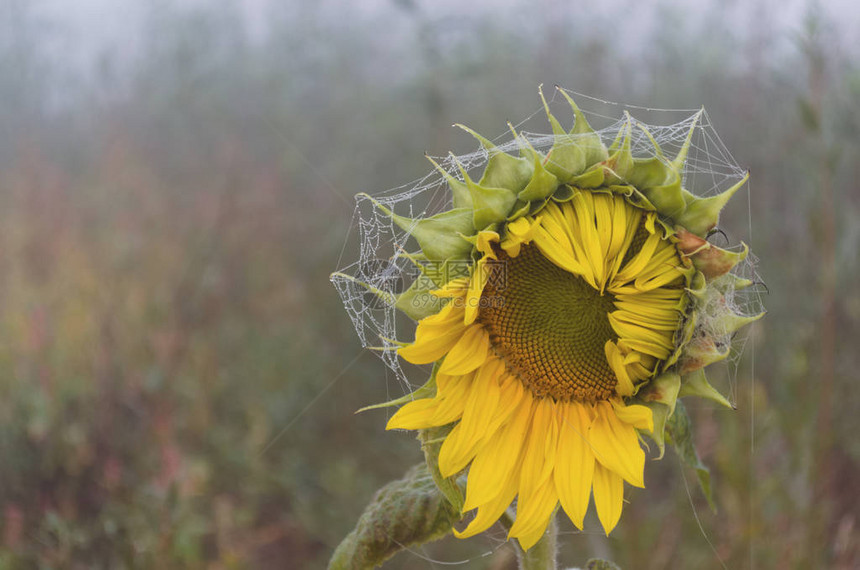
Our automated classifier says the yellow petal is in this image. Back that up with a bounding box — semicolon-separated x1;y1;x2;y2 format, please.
608;205;644;281
500;238;522;258
462;395;533;510
572;191;604;285
588;402;645;487
398;302;468;364
454;476;518;539
431;277;469;298
609;308;680;330
430;371;473;425
532;225;587;277
593;463;624;535
606;192;631;262
593;193;613;263
518;399;558;497
475;230;500;258
439;325;490;375
509;478;558;550
501;217;538;258
610;400;654;432
482;373;526;436
608;313;674;350
616;337;672;360
554;402;595;529
613;231;661;283
397;326;464;364
437;359;504;476
386;398;439;430
465;259;493;325
633;266;686;292
604;340;634;397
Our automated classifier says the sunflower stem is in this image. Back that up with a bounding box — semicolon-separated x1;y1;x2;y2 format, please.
514;514;557;570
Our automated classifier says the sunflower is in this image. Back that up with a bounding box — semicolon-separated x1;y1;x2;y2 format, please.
346;87;761;551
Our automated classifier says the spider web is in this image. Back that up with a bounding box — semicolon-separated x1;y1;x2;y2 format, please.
330;88;764;399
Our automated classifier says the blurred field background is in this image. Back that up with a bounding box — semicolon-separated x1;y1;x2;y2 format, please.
0;0;859;568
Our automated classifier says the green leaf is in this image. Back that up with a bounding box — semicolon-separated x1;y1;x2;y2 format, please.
328;463;459;570
665;400;716;512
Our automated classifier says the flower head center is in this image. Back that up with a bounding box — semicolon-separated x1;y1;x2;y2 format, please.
479;244;618;402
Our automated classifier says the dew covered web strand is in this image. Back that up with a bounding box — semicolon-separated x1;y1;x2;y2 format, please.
329;90;765;564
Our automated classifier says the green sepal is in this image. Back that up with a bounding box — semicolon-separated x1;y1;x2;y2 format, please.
691;242;749;280
665;400;716;512
553;184;575;202
539;84;567;137
357;368;437;413
539;85;588;181
686;270;708;300
716;273;755;292
518;150;560;202
678;369;733;409
420;425;465;513
327;462;459;570
543;138;583;182
641;371;681;415
714;310;765;336
640;172;687;219
454;124;534;193
664;311;696;370
677;228;750;281
635;120;667;160
569;165;605;188
679;331;730;375
642;402;670;458
625;156;674;189
330;271;396;307
366;195;474;261
676;171;750;236
528;197;550;217
425;154;473;210
622;120;682;206
556;87;608;167
609;184;657;211
507;199;532;221
670;109;703;173
452;160;519;230
395;278;445;321
602;115;635;185
402;256;461;289
636;371;680;458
